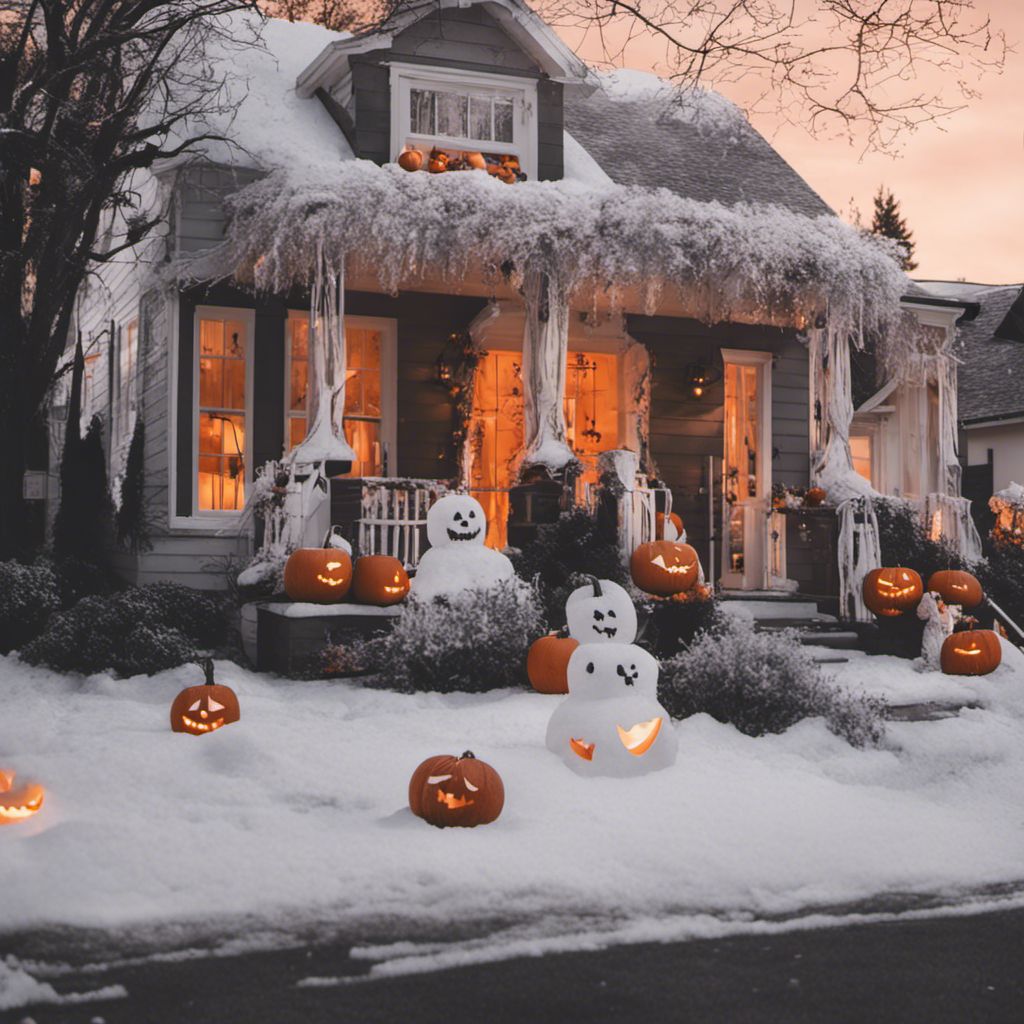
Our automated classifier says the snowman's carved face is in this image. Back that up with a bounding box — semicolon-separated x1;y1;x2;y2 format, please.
565;580;638;645
566;643;659;700
427;495;486;548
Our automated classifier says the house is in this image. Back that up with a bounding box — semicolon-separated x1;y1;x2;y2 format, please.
59;1;956;602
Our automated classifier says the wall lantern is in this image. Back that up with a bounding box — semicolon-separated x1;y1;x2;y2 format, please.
684;362;721;399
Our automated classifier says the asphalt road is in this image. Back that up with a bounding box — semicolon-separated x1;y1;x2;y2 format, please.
5;907;1023;1024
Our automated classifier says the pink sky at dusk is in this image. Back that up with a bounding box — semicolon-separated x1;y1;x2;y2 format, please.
562;2;1023;285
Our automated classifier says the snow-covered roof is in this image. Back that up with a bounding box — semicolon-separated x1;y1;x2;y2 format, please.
956;284;1024;424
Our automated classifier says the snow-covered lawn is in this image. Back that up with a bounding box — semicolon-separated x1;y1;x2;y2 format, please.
2;642;1024;948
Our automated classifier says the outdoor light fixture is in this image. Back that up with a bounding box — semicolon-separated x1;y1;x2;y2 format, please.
684;362;721;399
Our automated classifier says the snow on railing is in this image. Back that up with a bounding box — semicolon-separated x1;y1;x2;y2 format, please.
922;492;983;563
836;495;882;622
357;479;447;568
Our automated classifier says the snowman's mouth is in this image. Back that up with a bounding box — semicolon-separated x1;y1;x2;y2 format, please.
447;527;481;542
592;625;617;638
569;737;595;761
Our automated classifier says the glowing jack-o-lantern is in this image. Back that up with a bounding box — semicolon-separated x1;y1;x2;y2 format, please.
565;577;638;645
526;631;579;694
940;628;1002;676
283;528;353;603
352;555;410;606
426;494;487;548
170;659;240;735
862;567;923;617
408;751;504;828
630;540;700;597
655;511;684;541
0;769;44;825
546;642;677;776
926;570;983;609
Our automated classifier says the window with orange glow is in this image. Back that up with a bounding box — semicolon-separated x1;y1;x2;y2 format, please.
286;317;385;477
850;435;872;483
197;317;246;512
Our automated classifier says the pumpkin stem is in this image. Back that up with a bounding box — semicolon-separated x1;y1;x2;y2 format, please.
203;658;215;685
587;575;603;597
459;751;476;760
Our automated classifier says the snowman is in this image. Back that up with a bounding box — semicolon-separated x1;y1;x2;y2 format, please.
547;579;677;776
411;494;514;600
916;590;955;672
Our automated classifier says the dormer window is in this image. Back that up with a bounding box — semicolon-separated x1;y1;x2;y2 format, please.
391;64;537;180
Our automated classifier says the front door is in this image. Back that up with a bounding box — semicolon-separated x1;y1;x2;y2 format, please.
720;350;773;590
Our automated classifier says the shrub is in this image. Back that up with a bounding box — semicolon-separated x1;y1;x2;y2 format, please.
659;619;886;748
335;580;544;693
638;594;722;658
116;417;150;553
510;508;628;627
21;583;223;677
37;555;118;609
0;561;60;653
53;414;114;563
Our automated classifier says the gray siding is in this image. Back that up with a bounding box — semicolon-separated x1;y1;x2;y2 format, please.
175;165;263;255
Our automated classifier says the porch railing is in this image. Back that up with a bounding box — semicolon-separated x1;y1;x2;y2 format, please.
355;478;447;568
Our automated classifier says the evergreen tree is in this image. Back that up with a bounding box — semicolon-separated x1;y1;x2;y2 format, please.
53;415;114;563
116;417;150;553
871;188;918;271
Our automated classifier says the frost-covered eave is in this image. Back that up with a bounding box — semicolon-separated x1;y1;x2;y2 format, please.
184;161;909;333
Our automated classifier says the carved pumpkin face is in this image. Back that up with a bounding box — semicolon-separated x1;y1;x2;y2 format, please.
655;511;684;541
283;541;353;603
526;633;579;694
803;487;827;508
408;751;504;828
940;629;1002;676
171;661;240;735
426;494;486;548
863;567;923;617
926;570;983;609
565;577;638;645
427;149;449;173
352;555;410;606
0;770;44;825
630;541;700;597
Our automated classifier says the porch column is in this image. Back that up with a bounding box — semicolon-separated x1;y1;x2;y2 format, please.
519;265;574;476
287;249;356;475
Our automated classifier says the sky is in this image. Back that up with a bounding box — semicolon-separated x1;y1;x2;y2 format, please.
562;2;1023;285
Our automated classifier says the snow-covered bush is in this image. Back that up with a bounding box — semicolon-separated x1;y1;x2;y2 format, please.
340;580;543;693
0;561;59;653
37;555;118;609
639;593;722;658
510;509;627;627
22;583;224;677
659;620;886;747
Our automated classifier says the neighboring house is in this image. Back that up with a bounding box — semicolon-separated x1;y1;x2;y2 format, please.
58;1;954;597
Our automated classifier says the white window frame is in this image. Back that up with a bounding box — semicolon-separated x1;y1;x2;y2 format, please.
285;311;398;476
116;317;139;447
191;305;255;520
389;62;538;181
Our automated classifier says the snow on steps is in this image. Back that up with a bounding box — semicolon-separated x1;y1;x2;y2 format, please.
719;594;861;662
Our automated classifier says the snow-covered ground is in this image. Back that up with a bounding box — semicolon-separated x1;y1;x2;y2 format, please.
2;643;1024;956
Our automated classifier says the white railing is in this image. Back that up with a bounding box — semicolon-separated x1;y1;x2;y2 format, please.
612;473;673;565
921;492;984;563
357;479;447;568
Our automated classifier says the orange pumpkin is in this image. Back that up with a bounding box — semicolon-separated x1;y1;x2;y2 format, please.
352;555;410;606
630;541;700;597
940;628;1002;675
427;149;449;174
283;530;353;603
170;659;240;735
409;751;504;828
927;570;983;609
398;149;423;172
0;769;44;825
862;567;923;617
465;151;486;170
655;511;684;540
803;487;827;508
526;632;579;694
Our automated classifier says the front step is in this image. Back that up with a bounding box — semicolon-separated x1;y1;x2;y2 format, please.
795;630;862;650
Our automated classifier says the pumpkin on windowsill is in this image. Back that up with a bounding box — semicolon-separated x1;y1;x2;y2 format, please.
409;751;504;828
940;625;1001;676
427;149;449;174
398;149;423;172
862;566;923;617
526;629;579;694
283;527;353;603
351;554;410;606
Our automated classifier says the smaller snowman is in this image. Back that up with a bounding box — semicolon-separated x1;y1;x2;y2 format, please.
547;577;677;776
411;494;514;600
916;590;954;672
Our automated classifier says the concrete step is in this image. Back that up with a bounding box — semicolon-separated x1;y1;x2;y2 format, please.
721;599;824;620
809;654;851;665
757;615;840;629
796;630;862;650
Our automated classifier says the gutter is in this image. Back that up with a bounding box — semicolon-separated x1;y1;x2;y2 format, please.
901;293;981;324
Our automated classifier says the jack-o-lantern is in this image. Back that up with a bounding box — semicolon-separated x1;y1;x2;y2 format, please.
427;149;449;173
565;577;638;645
352;555;410;606
170;659;240;735
408;751;504;828
803;487;827;508
927;570;983;609
655;511;684;541
465;151;486;170
940;628;1002;676
426;493;486;548
0;769;44;825
283;528;353;603
398;149;423;172
526;631;579;694
862;567;923;617
630;541;700;597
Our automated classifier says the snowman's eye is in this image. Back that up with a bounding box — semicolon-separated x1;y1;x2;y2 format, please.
468;510;476;518
607;610;617;618
586;662;595;674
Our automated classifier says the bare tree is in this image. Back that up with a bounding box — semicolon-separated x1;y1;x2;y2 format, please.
0;0;260;556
